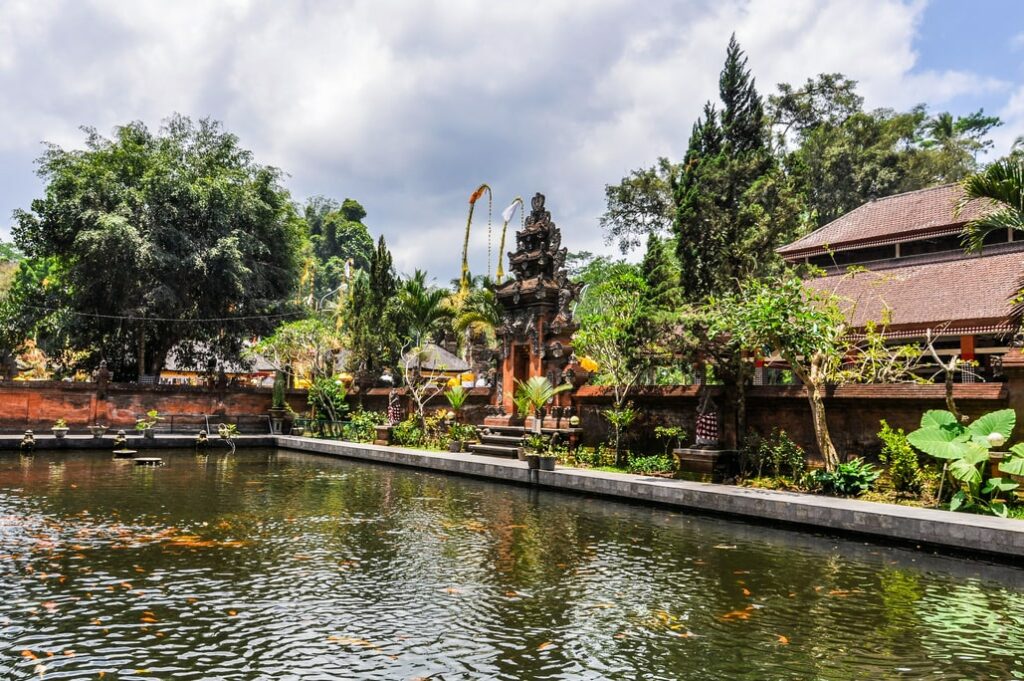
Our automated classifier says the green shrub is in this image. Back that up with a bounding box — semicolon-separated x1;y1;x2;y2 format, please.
343;410;387;443
878;420;921;495
392;416;424;447
626;454;674;475
809;457;880;496
653;425;687;455
308;376;349;422
740;428;805;481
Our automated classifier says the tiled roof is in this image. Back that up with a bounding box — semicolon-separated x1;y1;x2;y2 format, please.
805;250;1024;332
401;343;470;372
779;184;993;256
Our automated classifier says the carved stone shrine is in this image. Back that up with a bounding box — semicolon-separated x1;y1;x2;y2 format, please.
492;193;581;418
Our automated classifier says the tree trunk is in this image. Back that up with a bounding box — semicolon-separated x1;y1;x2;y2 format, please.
791;352;839;471
137;328;146;381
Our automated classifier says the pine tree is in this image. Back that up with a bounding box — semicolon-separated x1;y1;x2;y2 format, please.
674;36;796;303
345;236;399;374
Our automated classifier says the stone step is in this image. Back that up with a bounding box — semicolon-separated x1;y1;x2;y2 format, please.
479;434;524;445
468;443;521;458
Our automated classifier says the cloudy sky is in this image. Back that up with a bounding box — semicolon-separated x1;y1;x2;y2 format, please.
1;0;1022;280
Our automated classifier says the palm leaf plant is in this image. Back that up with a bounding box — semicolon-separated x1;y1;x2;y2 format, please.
514;376;571;433
959;159;1024;254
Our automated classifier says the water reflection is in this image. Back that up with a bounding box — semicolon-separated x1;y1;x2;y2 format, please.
0;449;1021;680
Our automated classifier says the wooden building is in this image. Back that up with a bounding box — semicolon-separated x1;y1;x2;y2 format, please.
778;183;1020;380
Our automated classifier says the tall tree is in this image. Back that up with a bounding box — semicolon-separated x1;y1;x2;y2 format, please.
674;35;799;302
9;115;306;379
599;158;680;254
304;196;375;297
344;235;400;375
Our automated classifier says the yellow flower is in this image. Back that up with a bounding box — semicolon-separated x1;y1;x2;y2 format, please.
579;356;599;373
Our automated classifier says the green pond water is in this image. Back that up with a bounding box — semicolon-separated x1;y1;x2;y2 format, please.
1;449;1023;681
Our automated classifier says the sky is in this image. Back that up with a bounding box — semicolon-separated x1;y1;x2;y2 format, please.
0;0;1022;281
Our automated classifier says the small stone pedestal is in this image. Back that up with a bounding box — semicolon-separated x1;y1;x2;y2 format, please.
673;448;739;483
373;425;394;446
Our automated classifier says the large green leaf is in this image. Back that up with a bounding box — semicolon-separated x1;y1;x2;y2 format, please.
966;408;1016;441
921;410;959;430
948;457;983;484
949;490;968;512
998;454;1024;477
906;426;971;459
981;477;1019;494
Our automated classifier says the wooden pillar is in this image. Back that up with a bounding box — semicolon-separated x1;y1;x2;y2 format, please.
960;335;976;362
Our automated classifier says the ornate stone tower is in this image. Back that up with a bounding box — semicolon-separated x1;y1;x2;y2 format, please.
493;193;580;416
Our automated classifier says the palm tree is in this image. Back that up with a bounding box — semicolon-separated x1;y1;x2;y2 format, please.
398;269;451;346
959;159;1024;253
448;278;501;362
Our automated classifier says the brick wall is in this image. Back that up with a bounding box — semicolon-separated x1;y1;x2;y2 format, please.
573;383;1008;464
0;381;307;432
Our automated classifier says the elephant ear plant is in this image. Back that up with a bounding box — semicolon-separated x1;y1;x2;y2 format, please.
906;408;1024;517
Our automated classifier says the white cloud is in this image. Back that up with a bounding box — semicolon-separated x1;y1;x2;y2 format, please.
0;0;1019;276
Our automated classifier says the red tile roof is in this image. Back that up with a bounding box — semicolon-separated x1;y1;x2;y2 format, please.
805;250;1024;334
779;184;994;257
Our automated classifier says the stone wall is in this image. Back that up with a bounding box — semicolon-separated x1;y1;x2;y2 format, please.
573;383;1008;464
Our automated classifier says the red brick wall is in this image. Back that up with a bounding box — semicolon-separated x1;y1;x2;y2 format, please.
0;381;307;431
573;383;1008;463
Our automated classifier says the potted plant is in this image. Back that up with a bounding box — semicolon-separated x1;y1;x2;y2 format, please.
89;423;108;438
448;422;476;453
135;410;161;439
515;376;571;434
52;418;69;439
524;433;548;470
269;370;288;434
445;385;469;421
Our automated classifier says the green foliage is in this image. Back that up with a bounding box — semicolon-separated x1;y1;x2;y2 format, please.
906;408;1022;516
674;37;800;303
250;317;340;381
447;422;477;443
654;425;687;455
342;409;387;443
307;376;349;423
134;410;161;432
809;458;880;496
514;376;571;415
626;454;674;475
445;385;469;413
959;159;1024;253
397;269;451;346
53;418;67;429
524;433;549;454
741;428;806;481
344;236;400;375
9;115;306;379
271;370;287;409
878;420;922;495
600;157;679;254
392;415;424;448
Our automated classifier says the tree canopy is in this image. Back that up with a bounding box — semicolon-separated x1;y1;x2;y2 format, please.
8;115;306;379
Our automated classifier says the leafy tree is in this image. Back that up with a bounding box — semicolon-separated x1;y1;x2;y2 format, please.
573;262;652;465
248;317;340;381
714;272;848;470
600;158;679;254
303;196;374;297
344;236;400;375
9;115;305;379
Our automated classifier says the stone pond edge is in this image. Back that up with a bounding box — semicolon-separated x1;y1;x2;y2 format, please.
273;435;1024;561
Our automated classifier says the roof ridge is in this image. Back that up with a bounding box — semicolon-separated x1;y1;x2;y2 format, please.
861;182;959;203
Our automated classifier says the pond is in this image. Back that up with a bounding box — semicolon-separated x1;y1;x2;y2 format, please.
1;449;1023;681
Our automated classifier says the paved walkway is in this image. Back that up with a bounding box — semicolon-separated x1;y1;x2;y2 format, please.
274;435;1024;561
